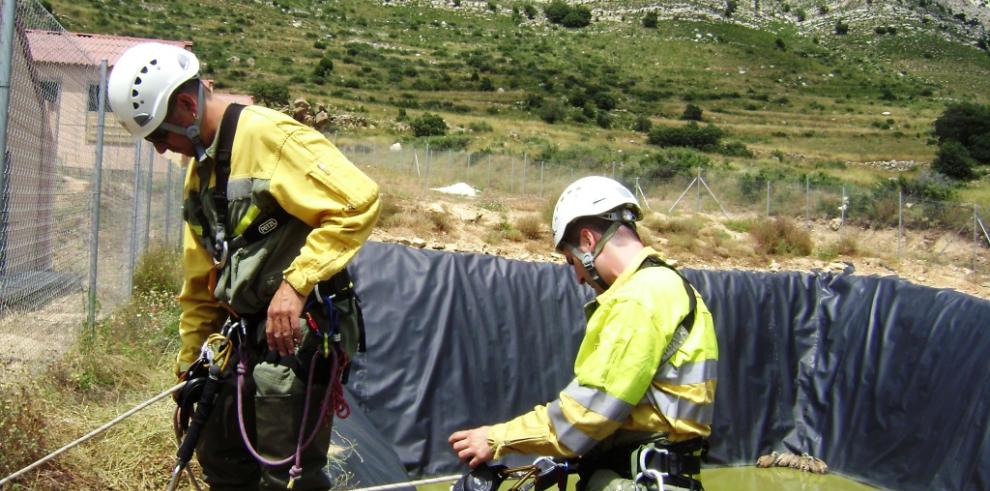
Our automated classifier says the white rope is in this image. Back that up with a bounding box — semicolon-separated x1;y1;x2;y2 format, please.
0;382;184;487
347;473;462;491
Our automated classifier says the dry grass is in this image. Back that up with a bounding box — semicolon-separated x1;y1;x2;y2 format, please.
515;215;544;240
816;235;860;261
750;217;813;256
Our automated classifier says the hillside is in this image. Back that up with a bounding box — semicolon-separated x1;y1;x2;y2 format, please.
45;0;990;200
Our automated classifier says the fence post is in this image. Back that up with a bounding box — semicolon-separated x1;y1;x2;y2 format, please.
766;180;771;217
805;175;810;227
540;161;544;197
695;168;702;213
522;152;528;195
510;155;515;194
86;60;109;330
0;0;15;276
423;143;431;195
165;160;173;246
841;185;847;228
974;205;979;274
898;187;903;258
144;145;154;251
128;142;142;296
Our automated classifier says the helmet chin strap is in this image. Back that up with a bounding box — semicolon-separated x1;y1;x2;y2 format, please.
569;220;626;292
158;83;208;162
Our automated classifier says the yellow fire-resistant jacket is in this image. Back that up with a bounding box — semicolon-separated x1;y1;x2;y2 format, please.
488;247;718;459
174;105;380;375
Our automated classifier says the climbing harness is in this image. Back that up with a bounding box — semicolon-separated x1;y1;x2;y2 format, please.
453;457;574;491
190;103;292;268
168;290;352;490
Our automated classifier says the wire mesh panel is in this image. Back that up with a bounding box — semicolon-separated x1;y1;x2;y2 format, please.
0;0;183;376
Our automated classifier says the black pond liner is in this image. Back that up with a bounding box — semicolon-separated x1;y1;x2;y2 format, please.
334;241;989;491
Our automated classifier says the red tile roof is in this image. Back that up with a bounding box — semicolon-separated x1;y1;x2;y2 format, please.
25;30;191;67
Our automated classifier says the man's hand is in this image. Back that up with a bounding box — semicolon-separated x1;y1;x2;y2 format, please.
267;280;306;356
448;426;494;468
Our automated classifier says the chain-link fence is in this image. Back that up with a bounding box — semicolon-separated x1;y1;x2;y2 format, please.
0;0;182;374
339;139;990;278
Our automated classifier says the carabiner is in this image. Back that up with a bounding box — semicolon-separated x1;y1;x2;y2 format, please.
634;446;669;490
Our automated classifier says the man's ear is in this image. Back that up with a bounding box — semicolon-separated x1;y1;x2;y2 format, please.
580;228;596;250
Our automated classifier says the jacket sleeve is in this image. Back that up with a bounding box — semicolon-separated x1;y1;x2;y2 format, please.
488;298;673;459
174;223;227;377
266;125;381;296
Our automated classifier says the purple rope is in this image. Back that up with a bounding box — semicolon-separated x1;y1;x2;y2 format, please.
235;335;338;470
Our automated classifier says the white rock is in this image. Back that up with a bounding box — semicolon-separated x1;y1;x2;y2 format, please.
389;142;402;152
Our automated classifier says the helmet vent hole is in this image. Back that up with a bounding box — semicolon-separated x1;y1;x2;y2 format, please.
150;59;158;65
134;77;142;85
140;66;148;74
132;102;138;109
131;90;138;97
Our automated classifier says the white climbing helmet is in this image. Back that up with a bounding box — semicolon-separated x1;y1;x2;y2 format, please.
107;42;200;138
551;176;642;250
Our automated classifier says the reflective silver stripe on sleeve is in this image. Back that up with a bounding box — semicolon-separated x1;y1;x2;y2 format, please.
560;379;635;422
645;387;715;425
654;359;718;385
548;400;598;455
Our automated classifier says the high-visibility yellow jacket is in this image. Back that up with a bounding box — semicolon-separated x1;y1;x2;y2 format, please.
175;105;380;375
488;246;718;459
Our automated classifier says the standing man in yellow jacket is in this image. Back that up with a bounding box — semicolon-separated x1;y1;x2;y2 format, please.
108;43;380;490
449;176;718;490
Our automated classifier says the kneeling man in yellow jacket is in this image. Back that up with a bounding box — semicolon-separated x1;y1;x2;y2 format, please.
449;176;718;491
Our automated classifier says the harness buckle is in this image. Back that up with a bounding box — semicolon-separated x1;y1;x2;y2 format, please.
634;447;669;489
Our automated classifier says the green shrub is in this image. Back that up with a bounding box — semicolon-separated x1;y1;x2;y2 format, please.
633;115;653;133
422;134;470;151
523;3;537;19
468;121;494;132
626;148;712;180
835;19;849;35
933;140;977;180
539;100;567;124
642;11;658;28
647;122;724;149
249;81;289;107
724;0;738;17
933;103;990;163
681;104;703;121
313;55;334;80
411;113;449;137
544;1;591;27
750;217;812;256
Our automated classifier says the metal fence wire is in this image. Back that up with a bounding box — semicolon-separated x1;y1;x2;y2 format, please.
0;0;182;374
1;0;988;377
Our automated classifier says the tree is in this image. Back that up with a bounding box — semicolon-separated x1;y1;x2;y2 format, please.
724;0;738;17
835;19;849;35
933;140;977;180
312;55;334;82
523;4;537;19
411;113;448;137
934;103;990;150
249;81;289;107
642;11;659;28
681;103;703;121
